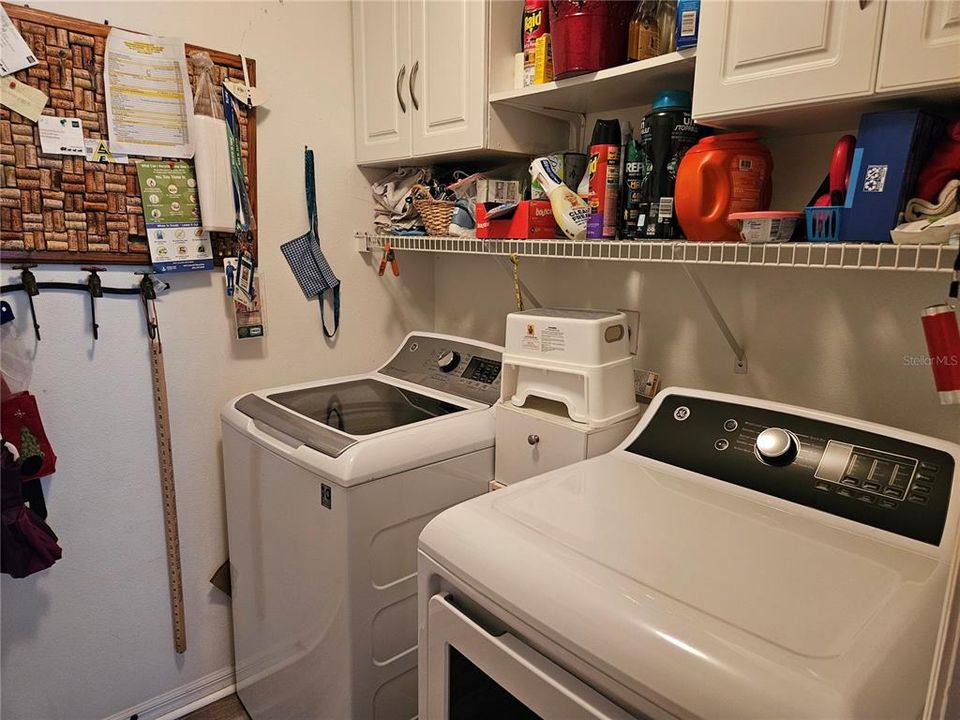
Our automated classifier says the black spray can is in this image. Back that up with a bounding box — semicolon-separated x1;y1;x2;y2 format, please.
620;136;642;239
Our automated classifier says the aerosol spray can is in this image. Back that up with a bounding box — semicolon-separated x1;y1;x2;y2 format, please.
587;118;621;239
620;135;642;239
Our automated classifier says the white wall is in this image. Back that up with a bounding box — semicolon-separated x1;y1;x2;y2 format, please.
1;3;434;719
434;125;960;443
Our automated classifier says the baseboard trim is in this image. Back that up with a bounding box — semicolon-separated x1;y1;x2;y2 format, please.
103;665;236;720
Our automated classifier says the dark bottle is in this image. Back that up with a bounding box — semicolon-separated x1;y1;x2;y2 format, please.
620;135;642;239
637;89;701;239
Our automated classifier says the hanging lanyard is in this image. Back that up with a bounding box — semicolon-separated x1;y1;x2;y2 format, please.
222;86;255;241
303;148;340;338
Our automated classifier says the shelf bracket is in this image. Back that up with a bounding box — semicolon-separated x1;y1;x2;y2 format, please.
681;264;747;374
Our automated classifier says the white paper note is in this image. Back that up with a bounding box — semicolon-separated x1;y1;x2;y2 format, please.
0;6;38;76
0;76;47;121
38;116;85;156
104;29;195;158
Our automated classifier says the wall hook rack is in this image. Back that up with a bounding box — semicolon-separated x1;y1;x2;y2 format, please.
0;271;170;342
81;266;106;340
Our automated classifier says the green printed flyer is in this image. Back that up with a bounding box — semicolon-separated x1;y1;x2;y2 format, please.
136;160;215;272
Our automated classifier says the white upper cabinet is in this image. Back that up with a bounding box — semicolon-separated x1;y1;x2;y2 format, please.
352;0;412;164
352;0;487;165
409;0;486;157
692;0;885;121
876;0;960;93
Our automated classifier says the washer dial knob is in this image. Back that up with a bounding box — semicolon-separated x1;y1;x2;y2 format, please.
755;428;798;464
437;350;461;373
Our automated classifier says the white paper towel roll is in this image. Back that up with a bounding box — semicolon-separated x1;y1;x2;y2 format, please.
192;114;235;232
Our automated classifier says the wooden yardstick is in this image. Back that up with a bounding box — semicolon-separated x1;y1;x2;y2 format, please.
140;274;187;654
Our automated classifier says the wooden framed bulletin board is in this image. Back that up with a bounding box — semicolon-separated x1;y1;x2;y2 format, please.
0;3;257;265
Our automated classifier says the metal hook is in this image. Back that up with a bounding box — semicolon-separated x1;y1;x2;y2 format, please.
136;272;159;341
81;266;105;340
12;264;40;341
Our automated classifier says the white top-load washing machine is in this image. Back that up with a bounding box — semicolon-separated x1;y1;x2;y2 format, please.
221;332;503;720
418;387;960;719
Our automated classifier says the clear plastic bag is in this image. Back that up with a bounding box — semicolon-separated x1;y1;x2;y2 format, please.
1;313;34;394
190;51;224;120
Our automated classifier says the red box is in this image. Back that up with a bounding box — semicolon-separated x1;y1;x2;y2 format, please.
475;200;558;239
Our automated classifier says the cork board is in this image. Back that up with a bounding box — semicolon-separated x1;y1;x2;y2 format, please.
0;3;258;265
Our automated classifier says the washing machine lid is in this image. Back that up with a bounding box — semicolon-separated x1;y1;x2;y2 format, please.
268;378;466;434
235;377;468;458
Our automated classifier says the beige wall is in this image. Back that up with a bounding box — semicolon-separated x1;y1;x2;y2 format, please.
0;3;434;719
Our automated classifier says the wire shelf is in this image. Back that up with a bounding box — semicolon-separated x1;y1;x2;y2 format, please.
357;233;957;273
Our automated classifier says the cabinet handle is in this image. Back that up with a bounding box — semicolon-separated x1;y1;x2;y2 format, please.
396;64;407;113
527;434;540;446
858;0;870;8
409;60;420;111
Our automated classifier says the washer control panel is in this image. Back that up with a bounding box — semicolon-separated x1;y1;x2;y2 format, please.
627;394;955;545
380;335;503;406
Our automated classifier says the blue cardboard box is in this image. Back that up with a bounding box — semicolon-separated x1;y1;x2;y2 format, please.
676;0;700;49
840;109;946;243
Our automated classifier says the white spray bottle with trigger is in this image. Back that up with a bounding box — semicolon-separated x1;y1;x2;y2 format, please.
529;156;590;241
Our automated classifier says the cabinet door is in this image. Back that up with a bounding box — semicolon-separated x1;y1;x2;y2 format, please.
352;0;411;164
494;408;587;485
693;0;885;121
409;0;486;157
877;0;960;93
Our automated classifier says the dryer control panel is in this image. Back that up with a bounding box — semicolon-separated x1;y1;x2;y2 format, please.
627;394;956;545
380;334;503;406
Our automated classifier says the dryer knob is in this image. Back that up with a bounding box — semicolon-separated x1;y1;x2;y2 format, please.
755;427;798;464
437;350;461;372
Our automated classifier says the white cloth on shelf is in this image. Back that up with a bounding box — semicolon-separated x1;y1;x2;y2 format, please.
372;167;428;233
904;179;959;223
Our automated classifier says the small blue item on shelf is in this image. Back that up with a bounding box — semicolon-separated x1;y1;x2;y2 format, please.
675;0;700;49
840;109;946;243
805;206;843;242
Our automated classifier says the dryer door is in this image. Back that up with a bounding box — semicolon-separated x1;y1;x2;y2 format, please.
425;593;636;720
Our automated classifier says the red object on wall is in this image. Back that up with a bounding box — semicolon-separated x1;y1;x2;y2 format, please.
921;304;960;405
549;0;635;79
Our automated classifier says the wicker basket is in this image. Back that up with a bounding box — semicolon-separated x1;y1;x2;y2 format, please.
412;184;455;236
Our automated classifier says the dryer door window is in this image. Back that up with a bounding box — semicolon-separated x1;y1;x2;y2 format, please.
425;594;635;720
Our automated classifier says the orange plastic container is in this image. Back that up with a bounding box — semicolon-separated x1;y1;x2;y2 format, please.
675;132;773;242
